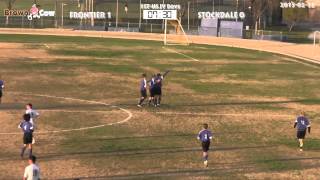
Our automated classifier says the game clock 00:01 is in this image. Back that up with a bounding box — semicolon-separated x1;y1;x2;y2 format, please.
143;10;177;20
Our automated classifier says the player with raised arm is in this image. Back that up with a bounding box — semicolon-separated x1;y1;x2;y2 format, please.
23;155;40;180
137;73;147;107
294;111;311;152
154;70;170;107
148;74;156;106
197;123;213;167
0;77;4;104
19;114;34;158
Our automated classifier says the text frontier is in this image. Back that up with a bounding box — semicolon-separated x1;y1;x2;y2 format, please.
70;12;106;19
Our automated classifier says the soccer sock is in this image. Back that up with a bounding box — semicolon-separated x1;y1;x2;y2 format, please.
205;155;208;161
158;96;161;105
138;98;144;105
28;148;32;157
299;139;303;148
21;146;26;156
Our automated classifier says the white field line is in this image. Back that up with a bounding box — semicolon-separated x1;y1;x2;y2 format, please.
0;93;133;135
163;47;199;62
155;111;294;118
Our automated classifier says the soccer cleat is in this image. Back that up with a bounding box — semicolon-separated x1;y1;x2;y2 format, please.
137;104;142;108
300;148;303;152
204;160;208;167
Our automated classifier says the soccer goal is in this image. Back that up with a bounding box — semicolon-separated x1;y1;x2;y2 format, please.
314;31;320;47
164;19;190;46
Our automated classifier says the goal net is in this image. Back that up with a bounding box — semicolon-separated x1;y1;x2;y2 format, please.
164;19;190;46
314;31;320;47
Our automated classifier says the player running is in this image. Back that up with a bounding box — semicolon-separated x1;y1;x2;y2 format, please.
294;111;311;152
23;155;40;180
137;73;147;107
0;78;4;104
19;114;34;158
197;123;213;167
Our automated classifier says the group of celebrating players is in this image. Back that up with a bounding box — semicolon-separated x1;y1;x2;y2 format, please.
138;71;169;107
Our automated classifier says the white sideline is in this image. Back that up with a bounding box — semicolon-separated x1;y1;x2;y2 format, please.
0;93;133;135
163;47;199;62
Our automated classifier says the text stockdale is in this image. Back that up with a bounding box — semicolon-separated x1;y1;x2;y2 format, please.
70;12;106;19
198;11;246;20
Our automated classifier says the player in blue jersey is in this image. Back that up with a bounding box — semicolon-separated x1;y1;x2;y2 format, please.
294;111;311;152
153;73;164;107
137;73;147;107
0;78;4;104
197;123;213;167
19;114;34;158
148;74;156;106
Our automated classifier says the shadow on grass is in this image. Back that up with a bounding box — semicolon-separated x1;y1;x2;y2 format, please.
117;98;320;108
57;166;249;180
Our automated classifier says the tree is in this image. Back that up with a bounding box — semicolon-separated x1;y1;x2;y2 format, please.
249;0;280;34
282;1;309;32
5;0;16;26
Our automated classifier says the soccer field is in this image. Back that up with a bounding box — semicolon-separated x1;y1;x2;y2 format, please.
0;34;320;179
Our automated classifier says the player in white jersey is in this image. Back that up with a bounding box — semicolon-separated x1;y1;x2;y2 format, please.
25;103;39;144
25;103;40;126
23;155;40;180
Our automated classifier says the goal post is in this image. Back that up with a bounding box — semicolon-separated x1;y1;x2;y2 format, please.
314;31;320;47
164;19;190;46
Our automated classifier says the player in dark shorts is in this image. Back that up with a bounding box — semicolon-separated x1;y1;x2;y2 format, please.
148;74;156;106
153;73;163;107
0;78;4;104
197;123;213;167
137;73;147;107
19;114;34;158
294;111;311;152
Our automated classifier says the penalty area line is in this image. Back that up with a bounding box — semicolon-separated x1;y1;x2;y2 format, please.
163;47;199;62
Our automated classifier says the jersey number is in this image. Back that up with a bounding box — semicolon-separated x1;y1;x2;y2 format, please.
204;134;208;140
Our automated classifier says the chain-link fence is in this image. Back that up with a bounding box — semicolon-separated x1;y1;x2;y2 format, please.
0;0;317;43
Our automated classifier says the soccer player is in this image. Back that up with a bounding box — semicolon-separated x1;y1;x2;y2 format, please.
197;123;213;167
0;77;4;104
26;103;39;144
23;155;40;180
153;73;163;107
19;114;34;158
148;74;156;106
294;111;311;152
137;73;147;107
25;103;40;127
